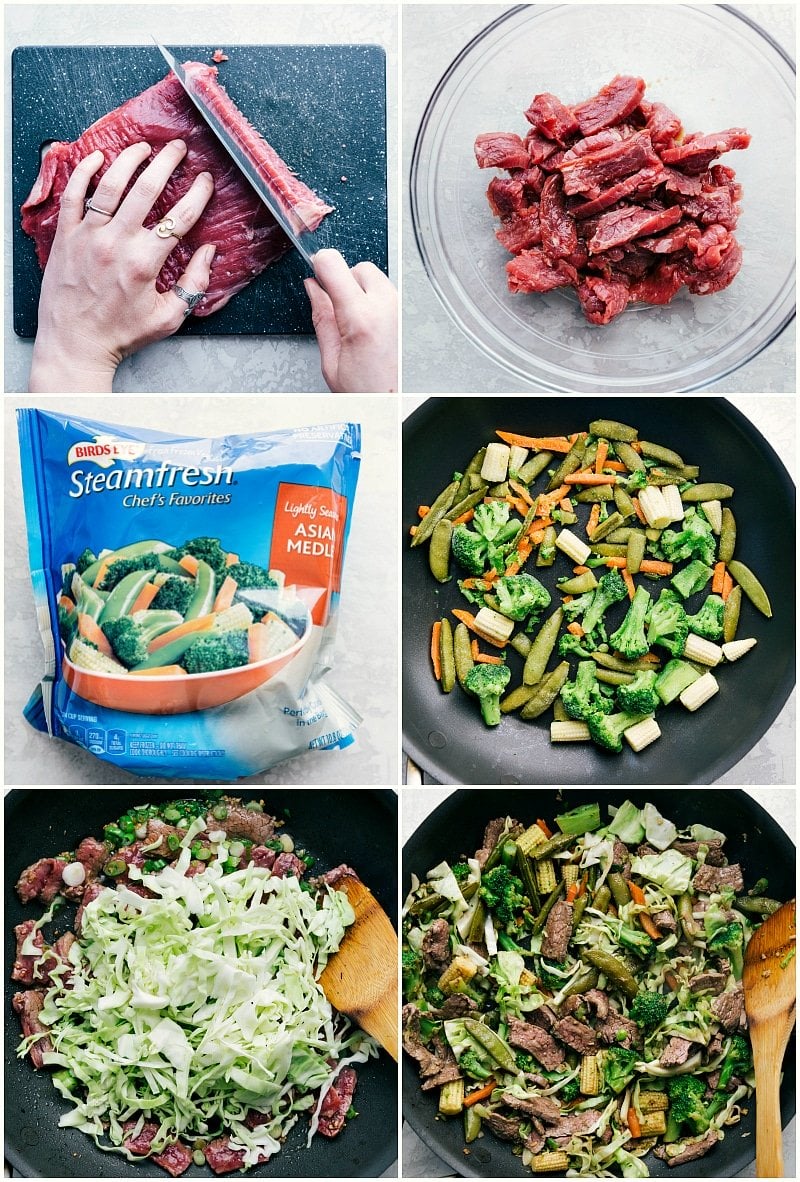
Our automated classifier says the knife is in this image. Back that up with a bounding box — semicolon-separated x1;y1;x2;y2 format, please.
155;42;321;269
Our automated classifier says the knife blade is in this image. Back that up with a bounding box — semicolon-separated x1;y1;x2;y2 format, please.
155;42;321;269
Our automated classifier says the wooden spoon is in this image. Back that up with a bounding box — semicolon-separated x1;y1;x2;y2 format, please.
319;874;398;1061
742;898;796;1178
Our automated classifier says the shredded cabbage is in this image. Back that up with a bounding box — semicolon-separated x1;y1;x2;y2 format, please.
30;846;377;1166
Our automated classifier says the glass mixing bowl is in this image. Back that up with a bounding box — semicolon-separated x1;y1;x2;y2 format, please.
410;4;795;392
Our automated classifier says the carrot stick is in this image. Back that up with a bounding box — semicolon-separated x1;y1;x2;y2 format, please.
476;653;504;665
92;558;112;589
128;665;188;677
577;873;589;898
247;622;278;663
506;495;529;516
638;560;674;576
722;572;734;600
630;441;642;452
77;613;115;658
178;554;200;576
566;622;585;637
566;882;580;904
536;819;553;838
605;557;627;568
471;639;480;660
639;652;661;665
632;497;646;524
604;460;627;472
496;431;574;452
629;882;646;906
622;569;635;600
559;497;573;512
594;440;609;474
586;503;601;539
564;472;618;486
712;560;726;594
528;529;546;546
509;480;535;506
573;565;590;575
639;912;663;941
418;505;431;518
225;552;240;566
451;609;506;648
628;1109;642;1138
452;509;475;525
147;614;215;652
431;621;442;681
213;575;238;613
59;595;75;614
537;486;570;514
463;1080;498;1107
130;582;160;615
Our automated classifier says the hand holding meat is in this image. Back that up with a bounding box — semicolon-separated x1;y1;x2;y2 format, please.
28;139;216;393
305;249;398;393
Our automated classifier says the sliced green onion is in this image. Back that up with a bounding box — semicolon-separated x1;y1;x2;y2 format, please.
212;805;228;821
103;859;126;877
163;806;182;822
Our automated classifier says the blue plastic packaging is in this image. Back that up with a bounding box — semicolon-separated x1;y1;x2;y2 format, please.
17;408;362;779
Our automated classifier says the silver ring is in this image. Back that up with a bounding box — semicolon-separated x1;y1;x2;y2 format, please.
172;284;205;317
84;196;114;218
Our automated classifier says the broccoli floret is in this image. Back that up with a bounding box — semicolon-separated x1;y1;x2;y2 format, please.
654;658;700;705
182;631;250;674
538;958;570;989
561;661;614;722
102;612;184;669
58;604;78;648
152;576;194;617
226;561;277;591
561;590;599;623
646;588;689;657
609;586;652;660
707;923;745;979
686;593;725;641
604;1046;638;1093
617;925;655;960
451;862;471;884
166;537;228;586
630;991;669;1033
402;946;423;996
580;568;629;638
625;468;648;492
479;865;526;924
559;1077;581;1103
459;1048;493;1080
515;1050;538;1073
497;930;529;954
451;502;521;576
660;508;716;567
98;552;163;591
464;663;512;727
494;572;551;622
666;1075;727;1133
558;632;596;660
588;710;650;753
717;1033;752;1090
75;548;97;575
425;984;447;1008
670;559;715;600
617;669;660;715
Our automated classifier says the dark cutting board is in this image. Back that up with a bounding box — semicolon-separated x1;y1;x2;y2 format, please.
12;44;388;337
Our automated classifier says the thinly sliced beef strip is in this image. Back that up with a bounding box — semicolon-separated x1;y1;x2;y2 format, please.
475;132;530;170
123;1124;193;1178
209;802;278;845
205;1136;270;1175
12;990;53;1068
506;249;578;293
318;1066;358;1137
16;857;69;904
524;92;580;144
572;75;646;136
21;64;333;317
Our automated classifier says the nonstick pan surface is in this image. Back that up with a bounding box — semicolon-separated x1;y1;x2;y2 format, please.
403;398;795;784
402;787;796;1178
5;789;397;1179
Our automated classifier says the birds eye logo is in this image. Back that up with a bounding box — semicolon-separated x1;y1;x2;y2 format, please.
67;435;146;469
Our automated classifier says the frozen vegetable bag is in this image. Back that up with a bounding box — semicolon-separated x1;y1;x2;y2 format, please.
17;408;362;779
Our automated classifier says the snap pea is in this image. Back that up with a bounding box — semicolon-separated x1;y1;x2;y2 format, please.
500;684;536;714
529;830;575;861
411;480;459;547
593;884;612;914
483;593;501;612
467;898;487;943
581;948;638;999
589;419;638;442
520;661;569;718
613;487;637;520
626;530;646;575
736;896;782;916
727;560;772;618
489;481;510;498
510;633;532;659
132;629;212;670
614;441;646;472
590;543;627;557
98;569;155;623
517;451;553;484
468;472;485;491
608;871;631;907
749;877;770;897
81;540;172;587
561;965;598;996
557;571;598;595
678;893;700;939
429;520;453;583
718;508;736;563
547;439;585;492
439;618;456;693
592;651;658;673
558;511;578;525
723;585;742;643
456;448;487;500
681;482;734;502
454;622;475;691
588;511;625;544
500;840;518;868
464;1107;482;1143
444;486;488;523
532;880;564;935
639;440;684;468
595;668;634;686
523;608;563;685
408;891;447;916
463;1018;518;1072
552;697;568;722
536;525;558;566
646;468;692;487
185;560;216;620
574;484;614;502
572;894;589;929
645;528;662;542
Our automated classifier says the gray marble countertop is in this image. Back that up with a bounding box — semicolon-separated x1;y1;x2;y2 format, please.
402;394;796;785
4;395;398;785
402;787;796;1177
4;4;397;394
402;4;796;394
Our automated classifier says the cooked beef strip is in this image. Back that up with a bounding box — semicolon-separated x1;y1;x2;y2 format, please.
421;919;452;972
598;1011;642;1049
584;988;610;1021
12;921;44;984
475;817;521;868
689;970;727;995
659;1037;693;1067
507;1017;565;1070
652;909;677;934
12;990;53;1068
541;899;573;961
483;1112;523;1142
671;839;725;865
123;1123;194;1177
655;1129;719;1165
553;1015;598;1054
427;995;477;1019
711;986;744;1031
207;801;278;846
693;863;744;893
402;1005;462;1090
548;1109;603;1144
530;1003;558;1029
205;1136;270;1174
271;851;306;878
16;857;69;904
501;1092;561;1124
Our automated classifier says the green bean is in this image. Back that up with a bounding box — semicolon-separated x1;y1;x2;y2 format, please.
467;898;487;943
627;531;646;575
510;633;532;659
411;480;459;547
592;651;659;673
500;684;536;714
523;608;563;685
681;482;734;502
613;487;637;520
614;441;646;472
408;892;446;916
532;881;565;935
593;885;612;914
574;485;614;502
590;543;627;557
517;451;553;484
718;508;736;563
557;571;598;595
444;486;488;522
588;511;625;543
678;893;700;939
572;895;589;929
608;871;631;907
530;831;575;861
439;618;456;693
463;1018;518;1072
464;1107;482;1143
736;896;782;916
516;847;541;912
562;965;598;996
589;419;638;442
429;520;453;582
727;560;772;618
723;585;742;642
581;948;638;999
547;439;585;492
454;622;475;691
552;697;569;722
639;440;684;468
536;525;558;565
596;668;634;686
520;662;569;719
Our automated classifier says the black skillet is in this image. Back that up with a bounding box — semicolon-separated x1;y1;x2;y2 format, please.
402;788;796;1178
5;789;397;1179
403;398;795;784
